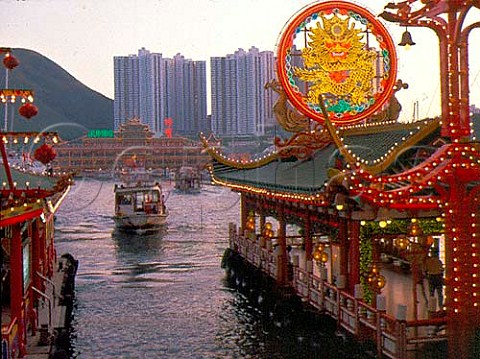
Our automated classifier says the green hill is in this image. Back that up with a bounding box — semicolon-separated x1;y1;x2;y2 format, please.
0;48;113;140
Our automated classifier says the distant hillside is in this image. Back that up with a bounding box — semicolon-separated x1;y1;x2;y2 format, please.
0;48;113;140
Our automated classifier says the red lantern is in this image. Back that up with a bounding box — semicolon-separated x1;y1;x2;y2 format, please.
3;54;19;70
18;102;38;119
33;144;56;165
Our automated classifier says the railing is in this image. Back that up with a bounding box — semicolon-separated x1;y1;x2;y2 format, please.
1;316;19;357
229;230;447;359
233;233;278;279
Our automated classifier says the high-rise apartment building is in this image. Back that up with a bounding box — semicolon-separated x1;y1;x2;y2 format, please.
165;54;208;136
211;47;276;137
114;48;207;138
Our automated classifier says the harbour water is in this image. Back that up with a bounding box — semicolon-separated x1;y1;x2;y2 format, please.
54;179;372;358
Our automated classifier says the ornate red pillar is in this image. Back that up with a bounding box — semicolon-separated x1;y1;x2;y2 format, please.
439;6;478;139
459;21;480;131
444;173;480;358
0;140;14;188
10;224;26;356
240;194;248;234
31;220;41;293
379;1;476;140
348;220;360;292
338;217;348;282
45;215;55;278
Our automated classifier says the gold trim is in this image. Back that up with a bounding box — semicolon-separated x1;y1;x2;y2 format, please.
200;133;279;169
321;97;441;175
209;171;328;205
339;118;439;136
0;201;43;222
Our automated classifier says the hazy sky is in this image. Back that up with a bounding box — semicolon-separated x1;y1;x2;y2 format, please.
2;0;480;121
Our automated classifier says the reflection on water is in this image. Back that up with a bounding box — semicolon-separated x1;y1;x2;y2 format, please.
112;228;167;257
54;180;372;358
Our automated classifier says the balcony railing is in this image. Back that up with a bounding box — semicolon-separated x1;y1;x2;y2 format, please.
229;229;447;359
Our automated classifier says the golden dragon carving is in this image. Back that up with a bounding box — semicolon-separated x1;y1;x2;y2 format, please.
274;124;331;160
264;79;310;133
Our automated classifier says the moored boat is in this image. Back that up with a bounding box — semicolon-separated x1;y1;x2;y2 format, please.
113;177;168;232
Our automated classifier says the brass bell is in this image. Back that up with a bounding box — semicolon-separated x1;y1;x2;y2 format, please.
398;28;415;46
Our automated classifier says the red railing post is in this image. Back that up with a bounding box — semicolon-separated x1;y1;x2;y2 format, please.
376;295;387;357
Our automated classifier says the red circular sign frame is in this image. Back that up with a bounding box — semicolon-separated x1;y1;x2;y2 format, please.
276;1;398;125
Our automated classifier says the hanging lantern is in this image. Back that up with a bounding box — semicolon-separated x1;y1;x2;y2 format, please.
408;222;422;236
319;251;329;264
3;54;19;70
394;236;409;250
375;274;386;290
313;244;328;264
33;144;56;165
246;215;255;231
263;222;274;238
379;220;388;228
19;102;38;119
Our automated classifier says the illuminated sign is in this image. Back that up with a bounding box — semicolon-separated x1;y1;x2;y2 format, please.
164;118;173;138
87;129;114;138
276;1;398;125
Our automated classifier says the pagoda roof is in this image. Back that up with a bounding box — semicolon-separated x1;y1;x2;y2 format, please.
203;118;443;201
0;165;59;190
211;143;336;195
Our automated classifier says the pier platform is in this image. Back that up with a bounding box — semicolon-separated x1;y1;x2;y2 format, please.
226;229;447;358
24;254;77;359
290;246;442;321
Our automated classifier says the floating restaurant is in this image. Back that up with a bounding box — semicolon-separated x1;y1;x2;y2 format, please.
203;1;480;358
1;49;77;358
52;118;210;177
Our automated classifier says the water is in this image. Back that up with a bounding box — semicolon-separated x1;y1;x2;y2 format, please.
54;179;372;359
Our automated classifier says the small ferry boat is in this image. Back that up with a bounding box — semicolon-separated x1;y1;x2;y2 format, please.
174;166;201;193
113;176;168;232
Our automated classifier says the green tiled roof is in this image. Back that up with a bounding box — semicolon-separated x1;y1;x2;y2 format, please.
209;119;443;192
212;144;337;193
343;127;417;163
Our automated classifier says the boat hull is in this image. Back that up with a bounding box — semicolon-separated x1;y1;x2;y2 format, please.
113;213;167;232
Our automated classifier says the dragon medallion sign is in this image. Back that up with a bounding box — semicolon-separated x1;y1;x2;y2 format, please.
276;1;398;125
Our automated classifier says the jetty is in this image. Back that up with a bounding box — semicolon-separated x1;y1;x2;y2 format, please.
203;1;480;358
1;48;77;359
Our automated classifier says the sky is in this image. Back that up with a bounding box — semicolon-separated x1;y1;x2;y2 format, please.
2;0;480;122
